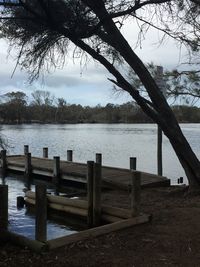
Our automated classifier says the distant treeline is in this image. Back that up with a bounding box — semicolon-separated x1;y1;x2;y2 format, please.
0;91;200;124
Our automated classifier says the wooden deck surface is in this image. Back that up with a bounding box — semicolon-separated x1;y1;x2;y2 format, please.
6;155;170;189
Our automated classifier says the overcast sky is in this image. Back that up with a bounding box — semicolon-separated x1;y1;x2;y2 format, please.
0;19;187;106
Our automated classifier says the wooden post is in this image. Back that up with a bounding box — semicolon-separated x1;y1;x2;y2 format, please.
24;145;29;155
157;126;163;176
25;153;31;175
53;156;60;194
25;153;32;190
67;150;73;162
130;157;137;170
25;153;32;189
87;161;94;227
35;184;47;242
0;185;8;230
43;147;48;158
93;162;102;227
131;171;141;217
1;150;7;177
96;153;102;165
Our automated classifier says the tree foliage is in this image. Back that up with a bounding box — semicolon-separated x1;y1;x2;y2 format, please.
0;90;199;123
128;63;200;105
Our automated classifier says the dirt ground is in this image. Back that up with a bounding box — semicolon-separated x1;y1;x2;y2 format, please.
1;185;200;267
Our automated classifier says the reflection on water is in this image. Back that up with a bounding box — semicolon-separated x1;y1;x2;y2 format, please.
1;177;78;240
2;123;200;184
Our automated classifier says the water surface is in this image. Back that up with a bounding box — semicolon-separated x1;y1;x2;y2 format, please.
2;123;199;184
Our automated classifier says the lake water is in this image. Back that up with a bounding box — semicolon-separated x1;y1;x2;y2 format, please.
0;123;199;239
1;123;200;184
4;177;78;240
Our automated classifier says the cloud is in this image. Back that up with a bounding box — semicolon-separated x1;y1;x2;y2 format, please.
0;18;190;106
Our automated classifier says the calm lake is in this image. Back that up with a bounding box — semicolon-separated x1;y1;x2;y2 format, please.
1;123;200;184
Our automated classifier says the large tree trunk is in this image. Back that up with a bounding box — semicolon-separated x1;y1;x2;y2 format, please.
86;1;200;188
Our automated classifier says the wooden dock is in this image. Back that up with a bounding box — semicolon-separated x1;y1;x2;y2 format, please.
5;155;170;189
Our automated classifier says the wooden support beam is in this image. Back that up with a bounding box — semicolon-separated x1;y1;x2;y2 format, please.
47;214;151;250
131;171;141;217
25;197;131;223
0;185;8;230
130;157;137;170
35;184;47;242
87;161;94;227
93;162;102;227
67;150;73;162
43;147;48;158
26;191;88;209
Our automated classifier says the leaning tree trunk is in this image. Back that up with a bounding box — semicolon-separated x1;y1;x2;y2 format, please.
117;38;200;189
118;38;200;189
86;1;200;189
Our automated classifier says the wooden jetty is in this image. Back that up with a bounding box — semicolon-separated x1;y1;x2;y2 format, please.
0;148;168;252
4;154;170;189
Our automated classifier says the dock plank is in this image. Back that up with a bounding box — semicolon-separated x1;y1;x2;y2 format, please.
6;155;170;189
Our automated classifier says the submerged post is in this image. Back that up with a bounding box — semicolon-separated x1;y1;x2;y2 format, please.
130;157;137;170
131;171;141;217
43;147;48;158
0;185;8;230
96;153;102;165
24;145;29;155
0;150;7;178
67;150;73;162
35;184;47;242
87;161;94;227
93;162;102;227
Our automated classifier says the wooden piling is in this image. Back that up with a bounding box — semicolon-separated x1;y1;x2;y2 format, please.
130;157;137;170
131;171;141;217
1;150;7;177
24;145;29;155
35;184;47;242
53;156;60;194
25;153;31;175
87;161;94;227
25;153;32;190
0;185;8;230
93;162;102;227
67;150;73;162
95;153;102;165
43;147;48;158
179;177;183;184
157;126;163;176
